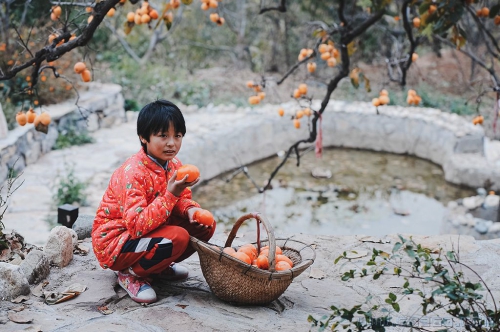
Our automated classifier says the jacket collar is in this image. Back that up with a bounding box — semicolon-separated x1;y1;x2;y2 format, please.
136;149;178;173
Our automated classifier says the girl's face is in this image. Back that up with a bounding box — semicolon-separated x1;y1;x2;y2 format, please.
141;123;183;166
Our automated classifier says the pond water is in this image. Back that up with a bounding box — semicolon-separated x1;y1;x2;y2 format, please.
193;148;475;237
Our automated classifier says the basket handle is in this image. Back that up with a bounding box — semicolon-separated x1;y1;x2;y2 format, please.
224;212;278;272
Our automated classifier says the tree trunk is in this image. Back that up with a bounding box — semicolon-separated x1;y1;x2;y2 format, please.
0;103;8;139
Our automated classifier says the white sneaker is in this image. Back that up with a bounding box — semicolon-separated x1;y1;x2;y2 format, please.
157;263;189;281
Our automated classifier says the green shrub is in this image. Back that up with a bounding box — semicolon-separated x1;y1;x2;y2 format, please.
309;236;499;331
52;163;88;207
53;127;94;150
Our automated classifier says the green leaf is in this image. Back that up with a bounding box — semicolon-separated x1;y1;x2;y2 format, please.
334;255;343;264
490;4;500;17
419;2;430;15
392;302;400;312
380;251;390;259
389;293;397;301
392;242;402;253
405;248;416;258
363;76;371;93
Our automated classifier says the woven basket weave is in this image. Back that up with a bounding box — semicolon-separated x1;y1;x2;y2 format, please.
190;212;315;305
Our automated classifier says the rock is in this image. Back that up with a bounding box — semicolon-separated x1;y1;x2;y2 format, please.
462;196;484;210
43;226;74;267
311;168;332;179
0;262;30;301
72;215;94;240
488;223;500;233
484;195;499;208
477;188;487;197
20;250;50;285
474;218;492;234
69;228;78;248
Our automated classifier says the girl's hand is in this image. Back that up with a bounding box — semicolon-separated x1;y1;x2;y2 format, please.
167;170;200;197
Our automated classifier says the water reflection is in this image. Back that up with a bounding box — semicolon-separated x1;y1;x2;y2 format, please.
194;148;475;236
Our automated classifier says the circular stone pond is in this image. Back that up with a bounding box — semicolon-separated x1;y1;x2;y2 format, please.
194;148;475;237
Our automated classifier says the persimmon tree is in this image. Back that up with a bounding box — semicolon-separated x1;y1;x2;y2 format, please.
1;0;500;187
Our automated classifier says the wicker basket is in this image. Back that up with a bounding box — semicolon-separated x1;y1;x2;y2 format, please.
190;212;316;305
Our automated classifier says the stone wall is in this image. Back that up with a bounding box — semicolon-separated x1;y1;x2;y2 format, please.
178;100;500;191
0;83;125;184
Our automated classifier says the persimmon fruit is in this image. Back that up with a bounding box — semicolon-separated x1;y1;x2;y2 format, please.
176;164;200;182
256;255;269;270
27;108;36;123
192;209;214;227
39;112;51;126
81;69;92;82
231;252;251;264
275;261;292;271
74;62;86;74
276;254;294;267
16;112;27;126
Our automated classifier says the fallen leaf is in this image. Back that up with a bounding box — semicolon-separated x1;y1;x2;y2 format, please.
175;304;189;309
11;305;25;312
74;244;90;256
358;236;383;243
44;283;87;305
7;311;33;324
97;305;114;315
11;295;29;303
309;268;326;280
345;250;368;259
31;284;45;298
63;283;87;294
393;208;410;216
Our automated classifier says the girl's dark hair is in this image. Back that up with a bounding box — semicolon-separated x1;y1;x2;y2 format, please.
137;100;186;152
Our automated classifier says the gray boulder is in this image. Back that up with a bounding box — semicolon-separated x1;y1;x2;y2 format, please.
43;226;74;267
72;214;94;240
0;262;30;300
20;250;50;284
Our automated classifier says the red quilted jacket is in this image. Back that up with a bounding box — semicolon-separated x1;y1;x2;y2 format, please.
92;149;200;269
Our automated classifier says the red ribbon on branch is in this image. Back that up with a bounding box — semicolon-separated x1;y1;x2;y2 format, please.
315;113;323;159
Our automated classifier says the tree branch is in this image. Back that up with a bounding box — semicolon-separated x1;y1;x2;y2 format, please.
103;20;141;63
435;35;499;88
0;0;121;82
400;0;418;86
465;5;500;56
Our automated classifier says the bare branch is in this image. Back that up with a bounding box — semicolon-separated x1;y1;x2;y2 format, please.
465;5;500;56
0;0;122;82
435;35;499;88
103;20;141;63
400;0;419;86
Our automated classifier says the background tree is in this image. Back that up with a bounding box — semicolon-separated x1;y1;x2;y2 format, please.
1;0;500;184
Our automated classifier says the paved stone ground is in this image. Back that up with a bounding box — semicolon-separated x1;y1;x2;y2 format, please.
2;103;500;331
1;233;499;331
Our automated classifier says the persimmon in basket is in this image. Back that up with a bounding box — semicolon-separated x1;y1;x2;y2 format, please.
193;209;215;227
176;164;200;182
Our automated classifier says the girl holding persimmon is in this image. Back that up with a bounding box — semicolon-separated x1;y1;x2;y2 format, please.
92;100;215;304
